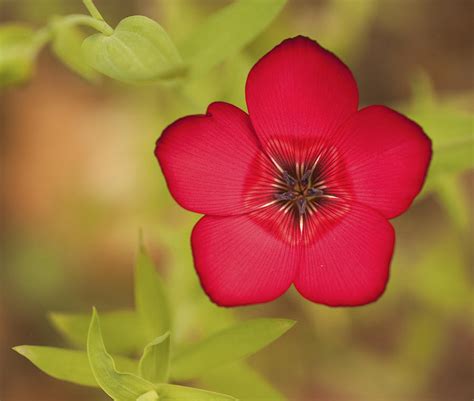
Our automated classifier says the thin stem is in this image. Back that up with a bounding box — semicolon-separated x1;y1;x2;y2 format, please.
83;0;105;21
59;14;113;36
31;27;53;54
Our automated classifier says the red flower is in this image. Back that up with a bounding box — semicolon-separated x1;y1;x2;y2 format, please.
155;37;431;307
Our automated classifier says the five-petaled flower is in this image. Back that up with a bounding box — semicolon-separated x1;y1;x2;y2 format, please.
155;36;431;307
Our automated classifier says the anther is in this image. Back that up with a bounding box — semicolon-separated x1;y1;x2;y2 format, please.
308;188;324;197
275;192;296;201
282;171;296;186
297;198;307;215
300;170;312;186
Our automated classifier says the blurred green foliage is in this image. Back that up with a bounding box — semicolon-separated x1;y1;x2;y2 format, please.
50;19;99;81
15;243;294;400
0;24;37;86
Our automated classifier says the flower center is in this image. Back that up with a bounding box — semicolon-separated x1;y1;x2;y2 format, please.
274;167;326;212
271;160;337;233
244;139;352;245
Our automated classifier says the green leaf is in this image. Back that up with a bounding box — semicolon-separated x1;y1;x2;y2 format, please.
87;309;235;400
87;308;157;400
49;309;144;355
82;15;184;82
50;19;99;81
135;241;171;344
179;0;287;77
171;319;295;381
13;345;136;387
138;332;170;384
0;24;37;87
154;384;237;401
198;362;288;401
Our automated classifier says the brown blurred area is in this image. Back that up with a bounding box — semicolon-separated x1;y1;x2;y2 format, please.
1;1;473;400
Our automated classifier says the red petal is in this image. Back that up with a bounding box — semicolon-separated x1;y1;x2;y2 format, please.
245;36;358;158
191;214;298;306
294;202;395;306
335;106;432;218
155;102;266;216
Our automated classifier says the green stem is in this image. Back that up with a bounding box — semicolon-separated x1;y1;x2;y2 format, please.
83;0;105;21
31;27;53;54
57;14;113;36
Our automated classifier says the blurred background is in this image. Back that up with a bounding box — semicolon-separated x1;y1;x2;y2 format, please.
0;0;473;400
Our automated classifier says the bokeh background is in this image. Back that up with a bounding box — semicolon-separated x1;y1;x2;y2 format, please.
1;0;473;400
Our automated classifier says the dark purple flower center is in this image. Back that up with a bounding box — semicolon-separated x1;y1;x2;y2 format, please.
265;153;342;235
273;166;330;216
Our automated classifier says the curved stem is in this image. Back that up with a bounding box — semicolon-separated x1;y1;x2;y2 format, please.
58;14;113;36
83;0;105;21
31;27;53;54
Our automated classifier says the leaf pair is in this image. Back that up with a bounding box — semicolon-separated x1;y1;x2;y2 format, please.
81;0;287;83
0;0;287;87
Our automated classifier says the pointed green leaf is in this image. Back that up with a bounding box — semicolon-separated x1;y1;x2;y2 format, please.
171;319;295;381
138;332;170;383
179;0;287;77
135;242;171;344
13;346;136;387
154;384;237;401
49;309;144;354
82;15;184;82
0;24;37;87
87;308;157;400
50;19;99;81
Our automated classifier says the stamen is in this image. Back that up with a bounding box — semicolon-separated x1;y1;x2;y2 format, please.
275;192;296;201
307;188;324;196
282;171;297;186
271;155;337;225
300;170;312;186
297;198;307;215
